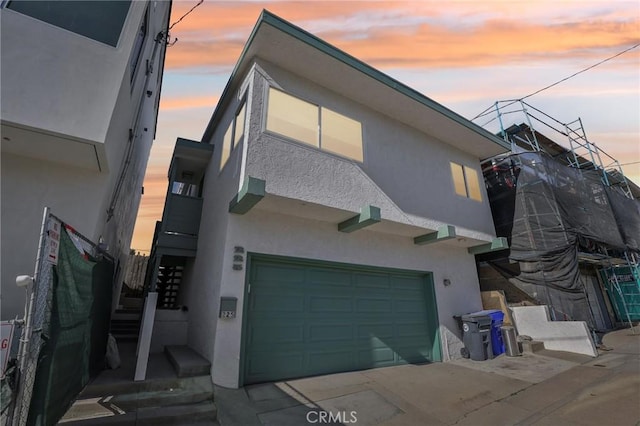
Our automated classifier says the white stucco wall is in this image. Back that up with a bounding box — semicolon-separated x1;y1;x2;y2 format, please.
1;2;144;143
0;1;170;320
249;61;496;236
211;210;483;387
182;60;500;388
1;153;107;319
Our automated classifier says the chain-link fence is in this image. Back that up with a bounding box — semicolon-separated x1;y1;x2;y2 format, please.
4;209;114;426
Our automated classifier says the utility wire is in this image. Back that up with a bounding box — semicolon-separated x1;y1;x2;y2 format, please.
168;0;204;31
520;42;640;101
472;42;640;121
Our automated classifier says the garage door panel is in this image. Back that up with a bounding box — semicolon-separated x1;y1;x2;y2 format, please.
357;298;392;313
307;350;355;374
308;324;353;342
251;292;305;313
396;322;430;338
244;257;440;384
356;323;394;339
358;347;396;365
392;275;425;290
354;273;390;289
395;299;427;313
307;268;351;286
249;324;304;345
309;295;352;312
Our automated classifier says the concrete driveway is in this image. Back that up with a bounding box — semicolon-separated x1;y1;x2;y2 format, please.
214;328;640;425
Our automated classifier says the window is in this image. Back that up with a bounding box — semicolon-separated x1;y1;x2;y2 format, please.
265;87;363;162
450;162;482;201
130;6;148;83
266;88;318;147
220;102;246;171
7;1;131;47
321;108;363;162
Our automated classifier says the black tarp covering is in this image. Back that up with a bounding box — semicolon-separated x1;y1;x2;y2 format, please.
483;151;640;324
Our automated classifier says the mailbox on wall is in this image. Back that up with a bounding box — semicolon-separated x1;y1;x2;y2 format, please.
219;297;237;318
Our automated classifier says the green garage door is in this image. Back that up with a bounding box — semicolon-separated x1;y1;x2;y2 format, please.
243;255;441;384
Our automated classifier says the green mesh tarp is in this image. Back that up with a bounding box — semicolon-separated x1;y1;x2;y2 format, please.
27;227;113;426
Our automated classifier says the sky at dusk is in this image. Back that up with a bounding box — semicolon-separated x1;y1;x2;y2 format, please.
130;0;640;253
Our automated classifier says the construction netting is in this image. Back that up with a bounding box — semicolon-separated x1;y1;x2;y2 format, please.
5;211;114;426
483;151;640;325
26;226;114;426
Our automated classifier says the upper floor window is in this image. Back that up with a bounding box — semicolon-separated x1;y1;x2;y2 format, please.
265;87;363;162
220;101;246;171
451;162;482;201
6;1;131;47
130;6;149;83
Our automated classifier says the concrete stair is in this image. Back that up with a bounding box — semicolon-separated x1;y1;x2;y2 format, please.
110;310;141;343
165;345;211;378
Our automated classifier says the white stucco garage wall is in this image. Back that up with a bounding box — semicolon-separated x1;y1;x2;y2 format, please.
210;210;483;387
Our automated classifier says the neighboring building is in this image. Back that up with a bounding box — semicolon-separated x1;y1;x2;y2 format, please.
1;1;172;320
143;11;510;388
475;101;640;334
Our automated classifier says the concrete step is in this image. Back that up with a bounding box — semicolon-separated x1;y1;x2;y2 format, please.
165;345;211;378
112;312;142;321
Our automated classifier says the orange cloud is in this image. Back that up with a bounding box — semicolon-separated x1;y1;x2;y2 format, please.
160;95;219;110
164;1;640;70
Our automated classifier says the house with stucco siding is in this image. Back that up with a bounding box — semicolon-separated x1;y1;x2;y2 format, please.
142;10;510;388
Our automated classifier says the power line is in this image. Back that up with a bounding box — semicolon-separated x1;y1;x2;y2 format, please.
168;0;204;31
520;42;640;101
472;42;640;121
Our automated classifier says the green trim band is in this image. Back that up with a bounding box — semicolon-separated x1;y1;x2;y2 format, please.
229;177;266;214
414;225;457;245
467;237;509;255
338;205;381;233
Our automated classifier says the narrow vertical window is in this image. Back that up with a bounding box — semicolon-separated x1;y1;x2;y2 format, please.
220;125;232;171
130;6;148;83
464;166;482;201
450;163;467;197
450;162;482;201
234;103;246;147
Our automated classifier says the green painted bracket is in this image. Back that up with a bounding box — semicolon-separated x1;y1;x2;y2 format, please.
229;177;266;214
467;237;509;255
414;225;457;245
338;205;381;233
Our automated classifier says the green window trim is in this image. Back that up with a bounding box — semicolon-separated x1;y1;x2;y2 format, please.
265;87;364;162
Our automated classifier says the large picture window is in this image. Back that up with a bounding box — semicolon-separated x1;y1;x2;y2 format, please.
450;162;482;201
265;87;363;162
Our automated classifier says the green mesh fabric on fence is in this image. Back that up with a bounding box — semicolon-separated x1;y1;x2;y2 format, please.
27;228;113;426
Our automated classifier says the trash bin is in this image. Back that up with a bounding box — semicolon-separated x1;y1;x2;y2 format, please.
461;313;493;361
501;326;521;357
487;310;505;356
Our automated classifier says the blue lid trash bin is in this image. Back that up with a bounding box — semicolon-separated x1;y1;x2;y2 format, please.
460;313;493;361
